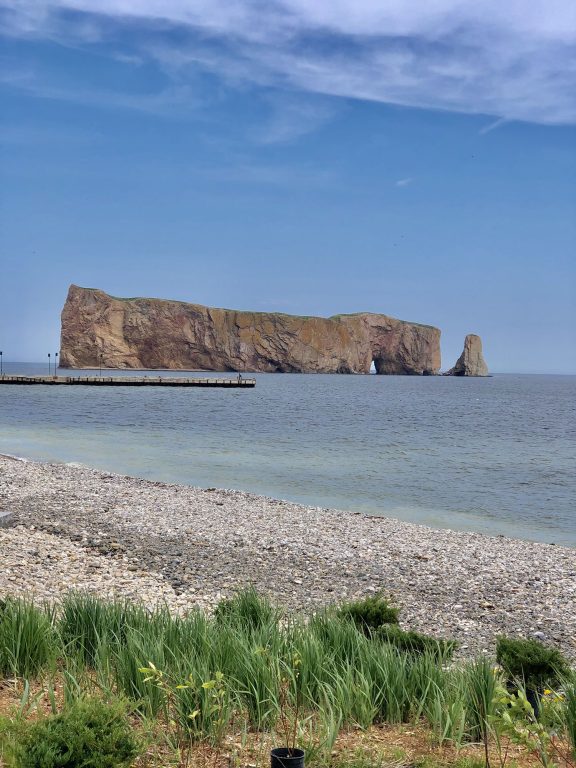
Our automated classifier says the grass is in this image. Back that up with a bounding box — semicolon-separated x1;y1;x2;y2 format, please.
0;598;57;679
0;590;573;768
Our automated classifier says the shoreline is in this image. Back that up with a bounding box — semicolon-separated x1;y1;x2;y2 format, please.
0;453;574;660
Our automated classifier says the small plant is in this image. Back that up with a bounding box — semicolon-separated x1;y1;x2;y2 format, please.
565;681;576;760
277;652;303;755
492;683;575;768
253;645;306;760
139;662;230;746
336;594;399;635
496;636;569;692
11;697;141;768
376;624;457;659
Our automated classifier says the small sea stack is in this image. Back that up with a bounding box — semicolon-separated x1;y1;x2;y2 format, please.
445;334;489;376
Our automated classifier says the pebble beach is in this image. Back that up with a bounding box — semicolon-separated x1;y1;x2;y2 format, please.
1;453;574;659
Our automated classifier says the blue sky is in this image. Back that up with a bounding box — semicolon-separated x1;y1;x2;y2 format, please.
1;1;575;372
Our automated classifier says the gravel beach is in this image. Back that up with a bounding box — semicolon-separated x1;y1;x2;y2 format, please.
1;454;574;659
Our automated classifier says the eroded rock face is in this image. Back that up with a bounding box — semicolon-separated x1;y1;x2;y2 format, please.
60;285;441;374
445;334;489;376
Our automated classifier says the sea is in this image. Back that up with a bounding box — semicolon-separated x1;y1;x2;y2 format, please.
0;363;574;547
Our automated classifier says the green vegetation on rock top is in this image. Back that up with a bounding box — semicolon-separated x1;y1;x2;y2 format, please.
72;286;435;326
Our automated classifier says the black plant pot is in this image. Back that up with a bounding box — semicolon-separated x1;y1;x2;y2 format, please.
270;747;305;768
526;687;540;719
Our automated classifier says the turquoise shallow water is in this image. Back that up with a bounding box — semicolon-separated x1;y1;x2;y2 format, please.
0;364;574;546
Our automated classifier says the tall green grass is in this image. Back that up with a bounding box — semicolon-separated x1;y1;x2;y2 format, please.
0;598;57;678
0;589;573;753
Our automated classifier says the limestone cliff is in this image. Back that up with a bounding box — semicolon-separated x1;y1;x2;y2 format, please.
59;285;441;375
445;334;489;376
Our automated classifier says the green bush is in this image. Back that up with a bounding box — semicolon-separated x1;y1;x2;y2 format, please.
376;624;457;659
0;714;15;761
496;636;569;691
12;698;142;768
336;594;399;635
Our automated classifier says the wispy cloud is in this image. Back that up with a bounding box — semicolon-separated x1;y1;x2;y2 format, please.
111;51;144;67
478;117;509;135
395;177;413;187
2;0;575;125
0;65;201;116
254;93;340;144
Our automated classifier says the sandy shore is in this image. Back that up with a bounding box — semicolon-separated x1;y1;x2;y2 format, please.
0;454;574;659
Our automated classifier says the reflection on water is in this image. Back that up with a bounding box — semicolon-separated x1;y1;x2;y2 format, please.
0;363;574;546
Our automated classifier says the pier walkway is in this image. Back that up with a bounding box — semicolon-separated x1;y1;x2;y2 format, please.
0;375;255;388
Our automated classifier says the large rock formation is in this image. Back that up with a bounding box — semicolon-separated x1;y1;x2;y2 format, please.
445;334;489;376
60;285;442;374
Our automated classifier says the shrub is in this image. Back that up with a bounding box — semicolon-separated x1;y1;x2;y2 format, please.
337;594;399;635
496;636;569;691
376;624;457;659
0;714;16;761
12;698;142;768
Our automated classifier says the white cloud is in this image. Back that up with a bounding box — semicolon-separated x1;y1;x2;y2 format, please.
2;0;575;125
395;178;413;187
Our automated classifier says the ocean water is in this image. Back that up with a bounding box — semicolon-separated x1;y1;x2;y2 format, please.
0;363;574;546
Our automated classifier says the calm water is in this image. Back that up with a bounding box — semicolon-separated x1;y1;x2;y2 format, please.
0;363;574;546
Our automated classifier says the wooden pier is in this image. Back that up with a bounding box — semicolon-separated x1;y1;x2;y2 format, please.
0;375;255;388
